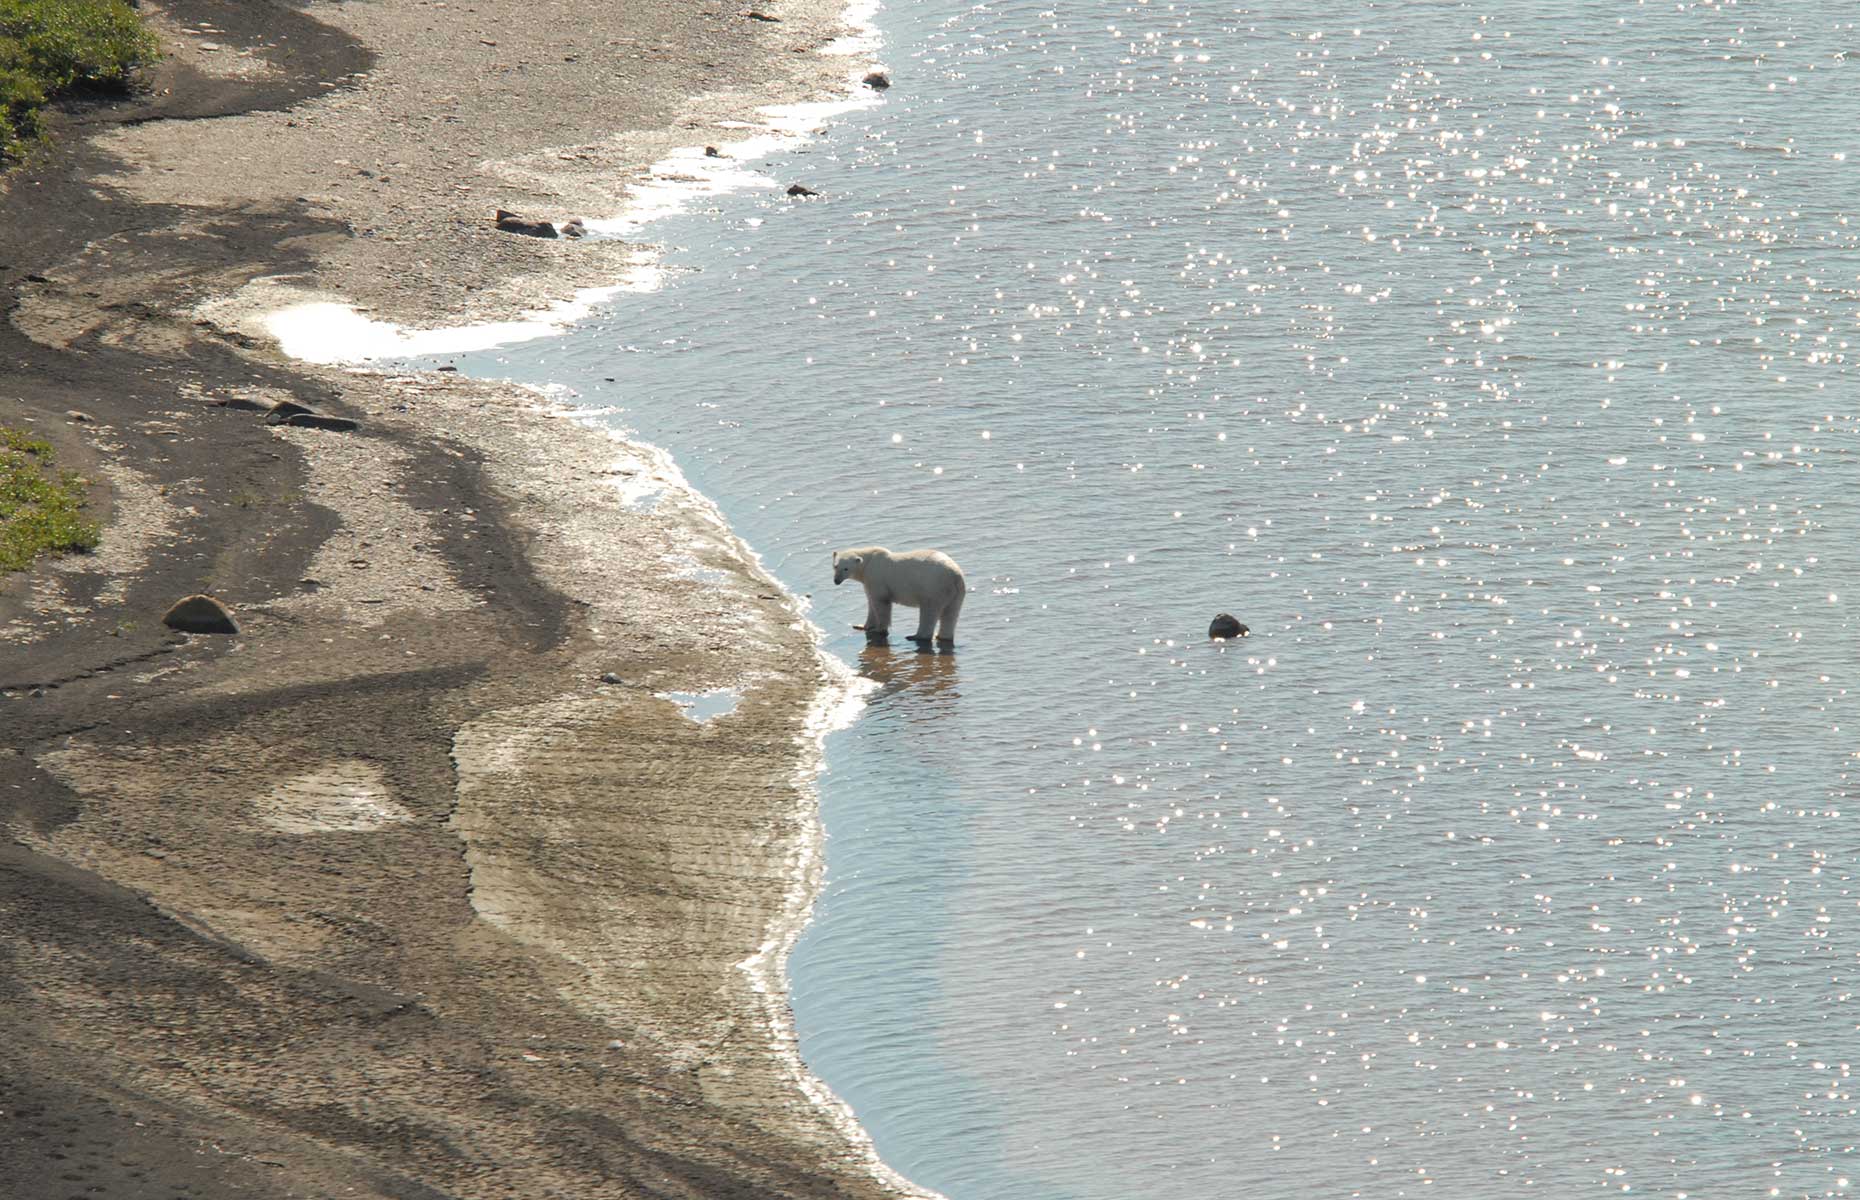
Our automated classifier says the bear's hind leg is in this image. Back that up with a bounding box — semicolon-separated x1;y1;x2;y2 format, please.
935;589;964;647
909;603;938;644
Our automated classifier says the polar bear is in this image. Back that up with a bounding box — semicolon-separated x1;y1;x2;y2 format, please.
832;546;966;647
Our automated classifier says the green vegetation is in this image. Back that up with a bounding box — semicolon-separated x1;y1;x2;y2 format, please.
1;426;100;571
1;0;157;161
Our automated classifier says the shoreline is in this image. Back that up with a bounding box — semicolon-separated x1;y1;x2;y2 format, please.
0;0;928;1196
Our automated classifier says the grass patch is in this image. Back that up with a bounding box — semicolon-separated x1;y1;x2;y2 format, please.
1;426;101;571
1;0;158;162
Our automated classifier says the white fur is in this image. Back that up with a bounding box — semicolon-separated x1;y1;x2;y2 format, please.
832;545;966;645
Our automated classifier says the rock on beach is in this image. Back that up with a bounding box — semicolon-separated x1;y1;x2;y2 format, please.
494;209;559;238
162;594;239;635
265;399;315;425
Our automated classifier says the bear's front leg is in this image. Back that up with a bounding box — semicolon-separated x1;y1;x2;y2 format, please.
855;596;892;639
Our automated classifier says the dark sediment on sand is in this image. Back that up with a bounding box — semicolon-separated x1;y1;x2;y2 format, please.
0;0;922;1196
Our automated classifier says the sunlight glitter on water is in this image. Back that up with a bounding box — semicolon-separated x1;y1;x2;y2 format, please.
457;1;1860;1196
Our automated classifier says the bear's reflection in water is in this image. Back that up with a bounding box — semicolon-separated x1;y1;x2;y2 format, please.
857;643;961;725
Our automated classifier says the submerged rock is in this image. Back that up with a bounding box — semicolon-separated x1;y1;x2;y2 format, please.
1208;613;1248;639
559;217;588;238
786;183;819;197
863;71;891;90
163;594;239;635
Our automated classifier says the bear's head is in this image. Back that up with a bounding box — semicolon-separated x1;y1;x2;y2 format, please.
832;551;863;586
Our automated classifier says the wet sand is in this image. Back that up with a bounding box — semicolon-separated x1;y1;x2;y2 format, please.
0;0;922;1196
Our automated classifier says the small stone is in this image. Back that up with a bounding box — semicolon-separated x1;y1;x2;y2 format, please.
1208;613;1248;640
786;183;819;197
65;409;93;423
743;10;780;20
163;594;239;635
598;672;626;685
863;70;891;90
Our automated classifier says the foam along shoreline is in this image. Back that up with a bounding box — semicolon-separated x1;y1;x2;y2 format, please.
257;81;885;366
586;426;908;1191
448;364;926;1198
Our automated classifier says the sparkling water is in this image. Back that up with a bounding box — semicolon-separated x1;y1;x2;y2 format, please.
460;2;1860;1195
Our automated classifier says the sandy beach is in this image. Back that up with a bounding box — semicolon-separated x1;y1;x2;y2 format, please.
0;0;921;1196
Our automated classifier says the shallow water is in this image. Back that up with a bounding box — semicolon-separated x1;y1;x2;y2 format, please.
455;1;1859;1196
658;688;743;724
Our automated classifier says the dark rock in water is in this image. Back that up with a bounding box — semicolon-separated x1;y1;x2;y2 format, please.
436;365;458;373
163;594;239;635
704;145;724;158
863;70;891;90
744;9;780;21
1209;613;1248;640
286;414;361;433
786;183;819;197
494;209;559;238
265;400;315;425
559;217;588;238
